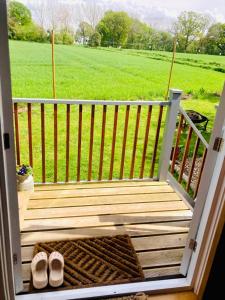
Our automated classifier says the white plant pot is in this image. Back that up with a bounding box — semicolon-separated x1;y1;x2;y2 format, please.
17;175;34;192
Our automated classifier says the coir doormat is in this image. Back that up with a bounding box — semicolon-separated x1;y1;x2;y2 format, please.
30;235;144;292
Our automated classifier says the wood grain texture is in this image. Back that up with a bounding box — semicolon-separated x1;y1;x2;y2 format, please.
140;105;152;178
27;103;33;167
77;104;82;182
99;105;107;181
150;106;164;178
20;181;192;293
109;105;119;180
40;103;46;183
88;105;95;181
65;104;70;182
120;105;130;179
130;105;141;179
14;102;20;165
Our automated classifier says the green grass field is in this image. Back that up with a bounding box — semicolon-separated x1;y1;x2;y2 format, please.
9;40;225;182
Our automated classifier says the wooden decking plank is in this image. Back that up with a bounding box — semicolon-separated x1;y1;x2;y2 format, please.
21;220;190;246
21;233;187;263
21;263;181;283
21;249;183;282
143;266;180;278
22;210;192;232
28;192;181;209
138;248;184;268
132;233;188;251
30;185;174;200
34;181;167;191
24;201;188;220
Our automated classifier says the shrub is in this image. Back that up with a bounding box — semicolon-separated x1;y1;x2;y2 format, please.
55;30;74;45
88;32;101;47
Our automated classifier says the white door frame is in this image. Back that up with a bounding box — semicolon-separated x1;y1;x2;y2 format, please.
1;0;225;297
180;83;225;275
0;0;23;295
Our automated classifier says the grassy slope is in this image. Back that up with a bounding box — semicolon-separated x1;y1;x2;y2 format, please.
9;40;225;182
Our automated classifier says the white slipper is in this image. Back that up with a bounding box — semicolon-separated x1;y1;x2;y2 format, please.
31;252;48;289
49;251;64;287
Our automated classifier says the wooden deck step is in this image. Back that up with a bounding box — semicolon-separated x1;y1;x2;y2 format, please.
20;180;192;293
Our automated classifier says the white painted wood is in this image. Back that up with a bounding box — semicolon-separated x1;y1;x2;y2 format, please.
13;98;170;106
167;173;194;210
179;107;209;148
158;89;182;180
191;158;225;298
0;0;23;296
180;83;225;275
16;278;189;300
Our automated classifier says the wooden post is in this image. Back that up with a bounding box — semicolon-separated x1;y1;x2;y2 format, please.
51;30;56;99
165;36;177;100
158;89;182;181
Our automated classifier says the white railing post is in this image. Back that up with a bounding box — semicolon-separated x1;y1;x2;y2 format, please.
158;89;182;181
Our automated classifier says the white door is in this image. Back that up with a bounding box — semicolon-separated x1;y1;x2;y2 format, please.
0;0;23;294
180;83;225;275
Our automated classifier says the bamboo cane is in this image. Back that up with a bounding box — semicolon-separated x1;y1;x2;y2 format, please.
165;36;177;100
51;30;56;99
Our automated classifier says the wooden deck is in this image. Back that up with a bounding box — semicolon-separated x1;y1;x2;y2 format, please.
19;181;192;293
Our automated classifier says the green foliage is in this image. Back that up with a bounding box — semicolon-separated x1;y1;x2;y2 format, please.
9;22;48;42
204;23;225;55
55;30;74;45
8;0;47;43
88;32;101;47
76;22;94;44
8;1;31;26
97;10;131;47
174;11;211;52
127;18;153;49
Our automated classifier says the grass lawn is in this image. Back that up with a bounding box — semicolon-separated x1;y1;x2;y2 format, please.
9;40;225;182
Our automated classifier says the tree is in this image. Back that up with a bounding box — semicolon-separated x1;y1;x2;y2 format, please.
80;0;104;30
97;11;131;47
88;31;101;47
76;21;94;44
8;1;32;26
173;11;211;52
127;18;153;49
204;23;225;55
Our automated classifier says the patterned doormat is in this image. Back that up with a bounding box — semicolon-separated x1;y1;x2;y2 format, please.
30;235;144;292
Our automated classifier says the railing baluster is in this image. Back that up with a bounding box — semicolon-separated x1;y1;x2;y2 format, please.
194;148;207;198
41;103;46;183
186;137;200;192
140;105;152;178
65;104;70;182
171;114;184;174
27;103;33;167
88;105;95;181
130;105;141;179
77;104;82;182
54;104;58;183
14;103;20;165
109;105;119;180
150;106;163;178
98;105;107;181
119;105;130;180
178;126;193;183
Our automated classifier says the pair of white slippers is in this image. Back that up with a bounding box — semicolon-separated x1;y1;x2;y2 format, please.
31;251;64;289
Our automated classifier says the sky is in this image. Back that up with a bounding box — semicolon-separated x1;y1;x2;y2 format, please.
21;0;225;30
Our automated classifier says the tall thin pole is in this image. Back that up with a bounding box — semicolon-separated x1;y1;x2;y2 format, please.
165;36;177;100
51;30;56;99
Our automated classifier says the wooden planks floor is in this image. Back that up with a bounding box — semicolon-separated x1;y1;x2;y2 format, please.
19;181;192;294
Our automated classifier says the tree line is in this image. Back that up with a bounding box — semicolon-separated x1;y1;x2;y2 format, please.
8;1;225;55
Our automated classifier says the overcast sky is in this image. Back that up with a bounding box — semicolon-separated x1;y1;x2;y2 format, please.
21;0;225;30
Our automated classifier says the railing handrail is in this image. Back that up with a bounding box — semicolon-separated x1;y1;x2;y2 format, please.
179;106;209;149
12;98;170;106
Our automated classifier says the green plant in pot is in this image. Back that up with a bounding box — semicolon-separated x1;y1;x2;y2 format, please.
16;164;34;191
